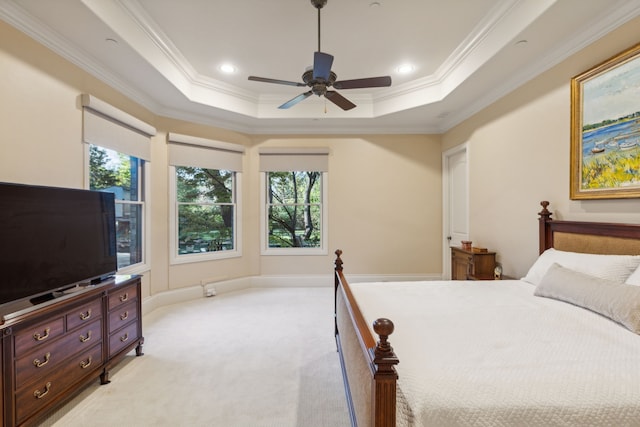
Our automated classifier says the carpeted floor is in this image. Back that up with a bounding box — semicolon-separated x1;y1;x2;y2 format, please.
39;287;351;427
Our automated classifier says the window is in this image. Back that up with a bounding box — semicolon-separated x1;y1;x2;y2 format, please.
176;167;236;255
259;147;329;255
168;133;244;263
89;144;144;269
267;171;322;248
82;94;155;274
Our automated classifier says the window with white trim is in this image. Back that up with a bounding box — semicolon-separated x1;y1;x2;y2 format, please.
259;147;328;255
89;145;144;269
168;133;244;263
82;94;155;273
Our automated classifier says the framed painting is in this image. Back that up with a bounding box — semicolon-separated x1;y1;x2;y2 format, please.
570;42;640;199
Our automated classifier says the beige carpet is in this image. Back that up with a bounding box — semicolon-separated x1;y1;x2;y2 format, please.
39;287;351;427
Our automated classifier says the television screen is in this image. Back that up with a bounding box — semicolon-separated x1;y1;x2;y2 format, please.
0;182;117;306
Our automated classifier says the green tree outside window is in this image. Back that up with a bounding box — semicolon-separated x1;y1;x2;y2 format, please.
267;171;321;248
176;167;235;254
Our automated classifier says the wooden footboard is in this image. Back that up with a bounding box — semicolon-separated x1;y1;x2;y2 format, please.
334;249;399;427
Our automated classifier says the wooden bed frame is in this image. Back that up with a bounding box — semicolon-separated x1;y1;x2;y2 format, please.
334;201;640;427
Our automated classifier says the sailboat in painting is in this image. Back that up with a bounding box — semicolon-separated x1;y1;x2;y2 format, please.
591;142;605;154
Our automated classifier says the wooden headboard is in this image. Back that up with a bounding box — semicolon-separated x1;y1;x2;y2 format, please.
538;201;640;255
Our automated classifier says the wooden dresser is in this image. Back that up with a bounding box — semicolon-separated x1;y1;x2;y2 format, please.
451;247;497;280
0;333;3;423
0;275;143;426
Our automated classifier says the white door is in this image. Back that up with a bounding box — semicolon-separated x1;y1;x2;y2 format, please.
443;145;469;279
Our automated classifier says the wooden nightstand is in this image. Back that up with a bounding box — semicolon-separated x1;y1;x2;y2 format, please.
451;247;496;280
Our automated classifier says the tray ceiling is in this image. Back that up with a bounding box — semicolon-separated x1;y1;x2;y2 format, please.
1;0;639;134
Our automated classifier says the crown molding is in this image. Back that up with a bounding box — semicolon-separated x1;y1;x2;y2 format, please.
441;0;640;132
3;0;640;135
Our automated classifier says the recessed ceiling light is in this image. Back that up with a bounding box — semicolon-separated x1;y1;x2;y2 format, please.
396;64;415;74
370;1;381;7
220;63;237;74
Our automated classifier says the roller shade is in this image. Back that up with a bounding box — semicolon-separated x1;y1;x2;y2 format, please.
259;147;329;172
81;94;156;161
168;133;245;172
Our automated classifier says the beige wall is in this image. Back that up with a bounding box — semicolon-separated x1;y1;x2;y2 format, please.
249;135;442;275
0;20;442;301
442;15;640;278
3;12;640;292
0;21;160;296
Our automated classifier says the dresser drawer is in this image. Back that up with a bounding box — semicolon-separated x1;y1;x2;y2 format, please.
109;321;139;357
108;283;138;310
15;342;103;425
66;298;103;331
15;318;103;389
14;317;65;358
108;300;138;334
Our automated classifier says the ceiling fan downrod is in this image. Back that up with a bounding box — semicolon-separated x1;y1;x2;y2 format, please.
311;0;327;52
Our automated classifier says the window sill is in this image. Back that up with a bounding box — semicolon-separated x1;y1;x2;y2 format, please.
261;248;328;256
170;249;242;265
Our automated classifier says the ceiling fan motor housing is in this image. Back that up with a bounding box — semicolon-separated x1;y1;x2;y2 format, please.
302;69;337;96
311;0;327;9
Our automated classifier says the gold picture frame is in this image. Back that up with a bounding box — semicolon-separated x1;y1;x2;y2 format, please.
570;42;640;199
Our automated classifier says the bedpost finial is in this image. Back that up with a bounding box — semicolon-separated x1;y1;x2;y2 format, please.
334;249;343;271
373;318;395;357
540;200;550;214
373;318;399;377
539;200;552;219
373;318;394;337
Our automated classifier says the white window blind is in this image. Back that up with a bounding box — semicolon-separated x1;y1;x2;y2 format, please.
81;94;156;161
168;133;245;172
258;147;329;172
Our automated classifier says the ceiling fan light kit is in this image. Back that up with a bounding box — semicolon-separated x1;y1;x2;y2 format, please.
248;0;391;111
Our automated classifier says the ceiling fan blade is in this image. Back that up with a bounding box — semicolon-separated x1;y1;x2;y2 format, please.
333;76;392;90
278;91;313;109
248;76;306;87
313;51;334;81
325;90;356;111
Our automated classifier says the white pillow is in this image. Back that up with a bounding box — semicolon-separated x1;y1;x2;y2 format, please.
625;265;640;286
522;248;640;286
535;263;640;334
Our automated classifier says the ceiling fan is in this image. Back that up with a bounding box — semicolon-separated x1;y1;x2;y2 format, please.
248;0;392;111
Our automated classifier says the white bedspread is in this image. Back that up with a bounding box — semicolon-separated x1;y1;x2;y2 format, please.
350;280;640;427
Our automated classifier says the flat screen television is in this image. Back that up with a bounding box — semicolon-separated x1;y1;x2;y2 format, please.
0;182;117;308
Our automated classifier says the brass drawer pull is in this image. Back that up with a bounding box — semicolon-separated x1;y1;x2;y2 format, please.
33;328;50;342
120;332;129;342
80;356;92;369
33;382;52;399
79;309;92;320
119;293;129;302
79;330;92;343
120;311;129;321
33;352;51;368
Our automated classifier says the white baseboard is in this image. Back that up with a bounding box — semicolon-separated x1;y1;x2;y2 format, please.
250;274;333;288
142;285;203;316
142;273;443;316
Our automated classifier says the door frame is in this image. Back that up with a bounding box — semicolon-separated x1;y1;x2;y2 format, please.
442;143;469;279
